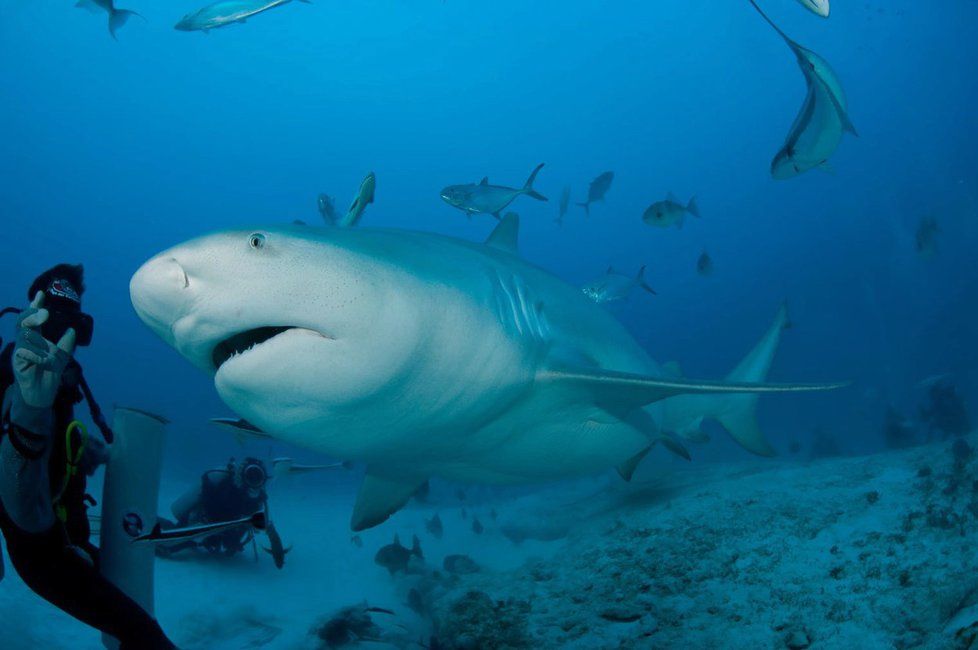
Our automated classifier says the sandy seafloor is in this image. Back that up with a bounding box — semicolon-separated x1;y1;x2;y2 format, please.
4;432;978;649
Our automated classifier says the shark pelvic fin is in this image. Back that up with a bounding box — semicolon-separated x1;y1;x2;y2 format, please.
484;212;520;254
351;471;427;531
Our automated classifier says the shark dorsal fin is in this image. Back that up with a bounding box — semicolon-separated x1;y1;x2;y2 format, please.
484;212;520;254
479;176;489;186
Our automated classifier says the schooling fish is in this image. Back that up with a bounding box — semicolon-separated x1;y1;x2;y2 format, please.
915;217;940;258
557;186;571;225
582;266;656;304
75;0;141;40
796;0;829;18
440;164;547;219
577;171;614;216
425;513;444;540
132;512;266;544
340;172;376;228
175;0;310;32
749;0;856;178
697;250;714;276
472;518;484;535
643;194;700;229
374;534;423;576
261;503;291;569
318;193;337;225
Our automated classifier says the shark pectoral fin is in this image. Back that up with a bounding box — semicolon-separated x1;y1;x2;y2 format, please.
351;471;428;531
616;445;653;481
484;212;520;253
539;366;846;416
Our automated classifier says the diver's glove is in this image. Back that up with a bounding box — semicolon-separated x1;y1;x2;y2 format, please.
12;292;76;409
80;432;110;476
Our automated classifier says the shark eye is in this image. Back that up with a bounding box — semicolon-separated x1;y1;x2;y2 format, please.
249;233;266;250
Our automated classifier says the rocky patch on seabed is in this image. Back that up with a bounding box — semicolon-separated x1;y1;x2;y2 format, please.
428;433;978;649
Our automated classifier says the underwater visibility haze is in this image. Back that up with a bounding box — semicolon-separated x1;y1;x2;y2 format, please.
1;1;978;648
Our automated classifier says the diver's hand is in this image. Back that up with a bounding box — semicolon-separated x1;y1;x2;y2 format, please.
13;292;76;408
80;433;110;476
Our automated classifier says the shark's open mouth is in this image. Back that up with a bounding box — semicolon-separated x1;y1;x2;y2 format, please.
212;327;293;370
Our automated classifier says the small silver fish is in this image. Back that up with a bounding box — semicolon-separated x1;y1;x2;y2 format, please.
796;0;829;18
557;186;571;225
340;172;376;228
441;164;547;219
582;266;656;304
318;193;337;225
643;194;700;229
261;503;291;569
75;0;141;40
175;0;309;32
577;172;614;216
697;250;714;276
915;217;939;258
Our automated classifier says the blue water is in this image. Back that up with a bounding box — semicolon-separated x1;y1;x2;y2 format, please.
1;1;977;648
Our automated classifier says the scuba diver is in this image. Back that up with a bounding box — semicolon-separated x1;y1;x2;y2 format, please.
0;264;176;649
157;456;272;559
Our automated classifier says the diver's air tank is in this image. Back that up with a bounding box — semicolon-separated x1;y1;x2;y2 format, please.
99;407;168;650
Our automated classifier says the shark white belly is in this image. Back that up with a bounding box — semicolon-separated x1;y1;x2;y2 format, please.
130;216;841;529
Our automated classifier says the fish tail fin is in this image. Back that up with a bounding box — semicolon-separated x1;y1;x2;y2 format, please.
636;266;656;295
411;534;423;559
686;196;701;218
522;163;548;201
577;201;590;216
108;8;141;39
711;303;792;456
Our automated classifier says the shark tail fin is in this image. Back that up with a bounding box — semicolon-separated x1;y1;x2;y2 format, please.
411;534;423;559
108;8;141;40
711;303;792;456
686;196;701;218
522;163;548;201
576;201;590;216
636;266;656;295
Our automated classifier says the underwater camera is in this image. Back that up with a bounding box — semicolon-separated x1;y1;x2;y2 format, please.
1;305;94;348
42;309;95;347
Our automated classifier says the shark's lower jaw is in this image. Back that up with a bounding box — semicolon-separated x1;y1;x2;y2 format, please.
211;327;325;371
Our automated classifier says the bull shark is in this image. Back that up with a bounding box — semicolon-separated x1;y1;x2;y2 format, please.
130;213;844;531
750;0;856;178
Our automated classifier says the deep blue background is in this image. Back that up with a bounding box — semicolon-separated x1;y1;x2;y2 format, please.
1;0;976;470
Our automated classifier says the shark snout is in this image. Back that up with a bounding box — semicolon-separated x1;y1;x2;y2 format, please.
130;255;193;340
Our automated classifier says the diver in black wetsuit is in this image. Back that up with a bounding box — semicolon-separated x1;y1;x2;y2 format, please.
0;265;176;649
157;457;269;558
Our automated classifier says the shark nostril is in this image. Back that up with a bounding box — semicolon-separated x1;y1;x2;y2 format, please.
169;257;190;289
